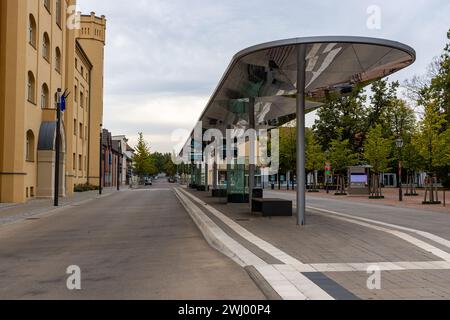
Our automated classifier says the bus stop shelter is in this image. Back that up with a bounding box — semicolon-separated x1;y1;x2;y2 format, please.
180;36;415;226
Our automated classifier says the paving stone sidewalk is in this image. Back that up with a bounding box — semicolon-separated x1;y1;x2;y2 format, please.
0;188;118;226
183;188;450;300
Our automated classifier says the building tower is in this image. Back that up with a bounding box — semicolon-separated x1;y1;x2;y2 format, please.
77;12;106;188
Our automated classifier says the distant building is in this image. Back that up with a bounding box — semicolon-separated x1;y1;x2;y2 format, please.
113;135;134;185
0;1;106;203
101;129;122;188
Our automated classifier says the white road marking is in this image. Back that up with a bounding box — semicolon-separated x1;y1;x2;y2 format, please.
306;205;450;250
178;188;305;266
175;188;333;300
176;188;450;300
308;206;450;262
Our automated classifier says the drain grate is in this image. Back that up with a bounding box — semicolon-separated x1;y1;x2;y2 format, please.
236;218;250;222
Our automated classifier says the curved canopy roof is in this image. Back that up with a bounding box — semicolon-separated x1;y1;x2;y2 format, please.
181;36;415;154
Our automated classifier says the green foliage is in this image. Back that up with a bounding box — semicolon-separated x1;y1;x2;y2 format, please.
74;183;99;192
328;129;358;174
313;88;366;152
364;124;393;173
305;129;325;172
414;102;449;171
428;29;450;123
163;153;177;177
381;99;417;138
402;133;425;172
132;133;156;178
367;80;399;134
279;124;297;173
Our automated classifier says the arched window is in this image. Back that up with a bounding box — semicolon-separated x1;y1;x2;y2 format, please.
42;32;50;61
29;15;37;48
55;47;61;72
27;71;36;103
26;130;35;162
41;83;49;109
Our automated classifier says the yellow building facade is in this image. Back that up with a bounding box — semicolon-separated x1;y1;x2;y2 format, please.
0;0;106;203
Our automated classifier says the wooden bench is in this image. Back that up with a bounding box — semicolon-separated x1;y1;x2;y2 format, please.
251;198;293;217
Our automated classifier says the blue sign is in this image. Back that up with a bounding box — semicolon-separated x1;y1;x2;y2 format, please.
60;94;66;112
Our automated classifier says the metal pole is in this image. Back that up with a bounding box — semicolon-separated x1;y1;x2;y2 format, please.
248;97;256;206
399;158;403;202
117;154;120;191
204;162;208;191
54;89;62;207
99;128;103;195
213;161;218;190
296;45;307;226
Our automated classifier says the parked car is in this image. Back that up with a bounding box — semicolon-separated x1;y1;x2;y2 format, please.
144;178;153;186
168;177;176;183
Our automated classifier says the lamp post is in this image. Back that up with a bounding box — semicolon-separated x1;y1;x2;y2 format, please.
99;126;103;195
396;136;404;202
54;89;62;207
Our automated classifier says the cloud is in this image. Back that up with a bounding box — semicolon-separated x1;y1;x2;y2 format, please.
79;0;450;152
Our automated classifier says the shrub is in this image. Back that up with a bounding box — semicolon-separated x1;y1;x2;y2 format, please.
74;183;99;192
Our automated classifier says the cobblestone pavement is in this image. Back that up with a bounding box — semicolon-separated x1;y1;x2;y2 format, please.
182;187;450;300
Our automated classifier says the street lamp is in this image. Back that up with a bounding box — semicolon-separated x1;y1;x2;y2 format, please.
396;137;404;202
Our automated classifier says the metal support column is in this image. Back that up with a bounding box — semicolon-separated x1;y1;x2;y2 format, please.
296;45;307;226
213;161;218;190
248;97;256;206
204;163;208;191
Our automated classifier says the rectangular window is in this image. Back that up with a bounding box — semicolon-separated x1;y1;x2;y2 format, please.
74;85;78;102
74;119;77;135
80;92;84;108
79;123;83;138
73;153;76;170
79;155;82;171
56;0;62;27
44;0;51;13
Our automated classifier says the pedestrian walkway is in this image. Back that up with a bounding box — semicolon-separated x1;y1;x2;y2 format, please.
267;188;449;213
178;187;450;300
0;188;117;226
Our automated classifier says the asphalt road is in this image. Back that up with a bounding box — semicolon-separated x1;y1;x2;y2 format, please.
0;181;264;300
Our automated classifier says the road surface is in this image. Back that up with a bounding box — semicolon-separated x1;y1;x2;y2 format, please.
0;181;264;300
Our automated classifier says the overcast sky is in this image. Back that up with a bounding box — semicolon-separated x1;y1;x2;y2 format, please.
78;0;449;153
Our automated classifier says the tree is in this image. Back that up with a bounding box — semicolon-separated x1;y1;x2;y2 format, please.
305;129;325;191
278;123;297;188
382;99;416;139
313;88;366;153
328;129;358;174
279;124;297;174
405;29;450;123
163;153;177;177
428;29;450;124
366;80;399;136
132;133;156;179
364;125;393;174
414;101;449;172
364;125;393;198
